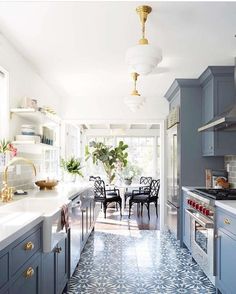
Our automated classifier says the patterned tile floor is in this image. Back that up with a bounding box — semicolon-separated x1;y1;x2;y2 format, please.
66;230;216;294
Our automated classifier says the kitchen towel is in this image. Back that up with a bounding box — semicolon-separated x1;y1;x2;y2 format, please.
61;204;69;232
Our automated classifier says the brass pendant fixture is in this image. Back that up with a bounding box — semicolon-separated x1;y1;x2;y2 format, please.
136;5;152;45
124;72;145;112
126;5;162;75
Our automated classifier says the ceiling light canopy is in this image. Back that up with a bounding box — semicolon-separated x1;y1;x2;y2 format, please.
126;5;162;75
124;72;145;112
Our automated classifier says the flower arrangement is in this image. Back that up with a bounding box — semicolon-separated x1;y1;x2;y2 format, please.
122;163;142;181
0;139;17;156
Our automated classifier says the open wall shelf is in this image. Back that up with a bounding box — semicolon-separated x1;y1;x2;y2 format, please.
10;108;61;127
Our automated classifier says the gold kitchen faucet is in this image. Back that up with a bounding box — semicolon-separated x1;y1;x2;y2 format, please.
1;157;36;202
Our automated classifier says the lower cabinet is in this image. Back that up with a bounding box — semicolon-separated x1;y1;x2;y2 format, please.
11;255;41;294
0;223;42;294
56;237;69;294
216;208;236;294
42;236;69;294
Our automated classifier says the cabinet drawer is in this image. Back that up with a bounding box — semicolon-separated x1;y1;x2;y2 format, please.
11;255;41;294
217;209;236;236
0;252;9;290
12;228;41;275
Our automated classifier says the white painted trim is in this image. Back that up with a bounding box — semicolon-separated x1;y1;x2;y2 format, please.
0;65;9;140
159;119;167;231
64;118;164;125
84;129;160;137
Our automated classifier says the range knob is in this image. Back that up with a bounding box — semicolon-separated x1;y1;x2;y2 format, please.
205;209;210;216
187;199;190;205
189;200;193;206
199;205;203;212
192;201;196;208
195;203;199;210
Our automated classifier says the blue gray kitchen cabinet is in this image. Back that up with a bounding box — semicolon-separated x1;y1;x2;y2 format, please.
216;207;236;294
182;190;191;251
42;251;55;294
0;251;9;292
0;222;42;294
199;66;236;156
41;234;69;294
55;237;69;294
165;78;224;243
11;254;41;294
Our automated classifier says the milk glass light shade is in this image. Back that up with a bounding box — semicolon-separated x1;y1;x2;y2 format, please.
126;43;162;75
124;94;146;112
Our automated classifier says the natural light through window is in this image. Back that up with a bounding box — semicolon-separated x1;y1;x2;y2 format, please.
85;136;160;181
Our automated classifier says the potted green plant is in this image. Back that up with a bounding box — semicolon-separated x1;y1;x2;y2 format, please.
85;141;128;184
60;157;83;182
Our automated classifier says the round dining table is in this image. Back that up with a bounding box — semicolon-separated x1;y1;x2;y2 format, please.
106;183;149;215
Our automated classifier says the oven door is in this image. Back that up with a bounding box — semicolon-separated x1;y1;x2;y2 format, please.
186;208;215;284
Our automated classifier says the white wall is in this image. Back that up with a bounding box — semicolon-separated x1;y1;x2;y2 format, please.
0;33;62;139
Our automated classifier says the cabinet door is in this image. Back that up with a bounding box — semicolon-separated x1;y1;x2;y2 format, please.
11;256;41;294
42;252;55;294
55;237;68;294
216;228;236;294
202;79;214;156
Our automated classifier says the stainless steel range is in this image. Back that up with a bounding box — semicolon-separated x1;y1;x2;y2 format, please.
185;188;236;285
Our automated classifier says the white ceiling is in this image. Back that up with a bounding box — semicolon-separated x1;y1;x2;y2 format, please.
0;1;236;120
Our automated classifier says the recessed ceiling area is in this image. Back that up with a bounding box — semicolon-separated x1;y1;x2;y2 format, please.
0;2;235;121
81;123;160;130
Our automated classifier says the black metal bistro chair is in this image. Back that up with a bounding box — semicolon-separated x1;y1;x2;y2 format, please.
94;179;122;218
128;179;160;220
124;176;152;208
89;176;101;181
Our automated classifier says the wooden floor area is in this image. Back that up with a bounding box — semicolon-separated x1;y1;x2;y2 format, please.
95;203;160;231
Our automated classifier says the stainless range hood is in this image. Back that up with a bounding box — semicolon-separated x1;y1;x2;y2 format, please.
198;63;236;132
198;105;236;132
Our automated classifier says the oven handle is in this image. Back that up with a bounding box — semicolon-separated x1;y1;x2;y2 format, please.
185;208;214;229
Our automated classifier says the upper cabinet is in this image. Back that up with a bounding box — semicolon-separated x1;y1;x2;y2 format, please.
199;66;236;156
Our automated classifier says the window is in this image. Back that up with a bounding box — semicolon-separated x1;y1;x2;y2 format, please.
117;137;157;179
0;69;9;139
85;135;160;180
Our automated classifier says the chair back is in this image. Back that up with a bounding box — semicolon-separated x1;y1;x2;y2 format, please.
94;179;106;199
89;176;101;181
149;179;160;198
139;176;152;193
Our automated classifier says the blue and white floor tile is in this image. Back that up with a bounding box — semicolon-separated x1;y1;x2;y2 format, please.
66;231;216;294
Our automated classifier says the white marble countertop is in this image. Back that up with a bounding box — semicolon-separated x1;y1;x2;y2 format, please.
215;200;236;215
0;181;92;251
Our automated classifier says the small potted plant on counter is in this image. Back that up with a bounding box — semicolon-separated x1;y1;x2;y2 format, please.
60;157;83;182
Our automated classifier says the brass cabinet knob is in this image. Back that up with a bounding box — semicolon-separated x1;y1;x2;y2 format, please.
24;267;34;278
24;241;34;251
55;247;62;253
224;218;231;225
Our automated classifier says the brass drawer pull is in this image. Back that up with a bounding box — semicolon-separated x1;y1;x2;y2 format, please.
24;267;34;278
224;218;231;225
24;241;35;251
